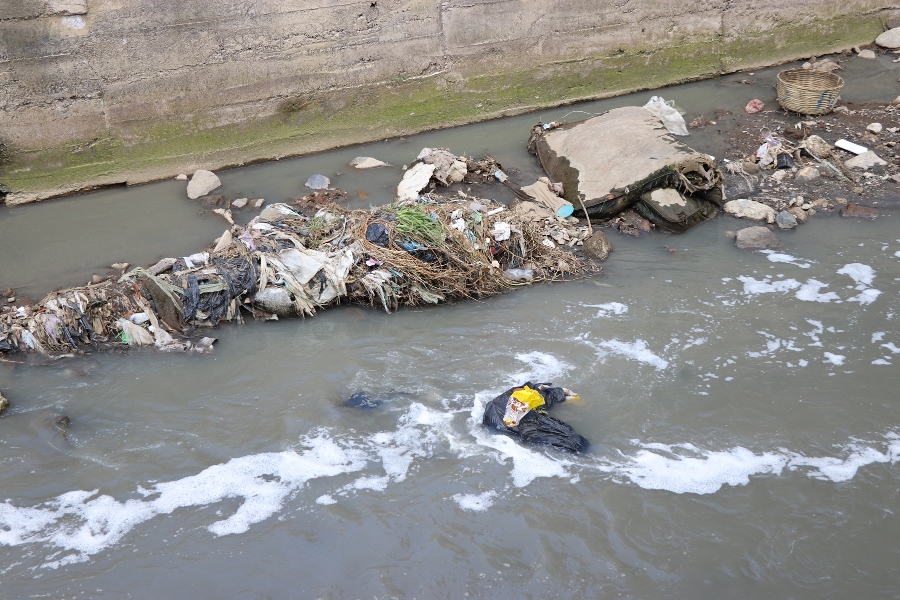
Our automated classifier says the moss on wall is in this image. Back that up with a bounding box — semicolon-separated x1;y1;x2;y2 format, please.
0;14;885;204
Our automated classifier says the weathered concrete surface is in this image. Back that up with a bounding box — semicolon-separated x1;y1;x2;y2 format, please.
0;1;895;203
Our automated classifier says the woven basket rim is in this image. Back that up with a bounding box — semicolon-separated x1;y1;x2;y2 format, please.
777;69;845;91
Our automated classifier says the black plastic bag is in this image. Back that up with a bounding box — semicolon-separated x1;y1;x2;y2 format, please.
482;381;589;453
365;222;390;247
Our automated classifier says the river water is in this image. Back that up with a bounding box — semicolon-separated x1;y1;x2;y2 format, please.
1;57;899;598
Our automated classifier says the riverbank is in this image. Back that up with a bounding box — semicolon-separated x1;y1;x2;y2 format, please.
0;9;893;205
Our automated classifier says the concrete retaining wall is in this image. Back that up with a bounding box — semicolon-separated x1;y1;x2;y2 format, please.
0;0;894;202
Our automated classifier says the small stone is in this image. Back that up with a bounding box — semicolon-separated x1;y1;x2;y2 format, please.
841;202;878;218
807;208;816;217
795;166;820;182
834;197;848;205
231;197;249;209
787;207;808;223
201;194;226;206
212;208;234;225
771;170;788;183
735;226;782;250
801;203;812;210
742;161;760;174
186;170;222;199
6;297;14;304
0;392;8;416
893;96;900;105
724;199;777;223
148;257;177;275
844;151;888;170
876;28;900;49
857;49;877;60
91;274;103;284
581;229;612;260
175;173;188;181
349;157;392;169
305;174;331;190
862;132;880;146
810;198;829;209
776;210;798;229
111;262;129;270
867;122;883;134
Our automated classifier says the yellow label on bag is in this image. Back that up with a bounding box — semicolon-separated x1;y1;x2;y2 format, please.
503;386;545;427
511;386;545;410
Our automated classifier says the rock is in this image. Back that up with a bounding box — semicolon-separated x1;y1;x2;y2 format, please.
213;230;233;253
888;18;900;30
396;162;436;201
841;202;878;219
845;151;887;170
91;274;103;284
810;198;829;209
305;174;331;190
867;122;883;134
175;173;188;181
251;198;266;208
201;194;226;206
231;197;248;209
787;207;808;223
148;257;177;275
0;392;9;416
581;229;612;260
770;170;789;183
735;226;782;250
894;96;900;105
253;287;298;317
724;199;777;223
876;28;900;49
834;197;848;206
857;49;877;60
186;170;222;199
862;132;880;146
745;99;765;113
795;166;820;182
742;161;760;174
775;210;798;229
349;156;391;169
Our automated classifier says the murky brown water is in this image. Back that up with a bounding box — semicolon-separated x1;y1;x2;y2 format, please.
2;55;899;599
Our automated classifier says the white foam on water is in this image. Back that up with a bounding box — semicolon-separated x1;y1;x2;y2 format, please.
872;332;886;343
584;302;629;318
606;435;900;494
467;391;575;488
452;491;497;512
882;343;900;354
0;432;368;567
759;250;811;268
316;495;337;505
823;352;846;366
737;276;801;296
873;359;892;365
837;263;876;287
592;339;669;370
795;279;840;303
510;351;572;383
848;288;882;305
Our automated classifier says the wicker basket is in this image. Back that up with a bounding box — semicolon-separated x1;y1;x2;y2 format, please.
776;69;844;115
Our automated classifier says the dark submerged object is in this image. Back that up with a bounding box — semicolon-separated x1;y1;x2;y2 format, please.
346;391;383;408
482;381;589;453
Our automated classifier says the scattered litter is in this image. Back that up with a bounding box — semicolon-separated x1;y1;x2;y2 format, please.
642;96;689;136
745;99;765;113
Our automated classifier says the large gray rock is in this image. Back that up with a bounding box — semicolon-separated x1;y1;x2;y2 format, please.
876;28;900;49
253;287;298;317
857;49;877;60
844;151;887;170
305;174;331;190
735;226;782;250
775;210;798;230
581;229;612;260
187;170;222;199
724;199;776;223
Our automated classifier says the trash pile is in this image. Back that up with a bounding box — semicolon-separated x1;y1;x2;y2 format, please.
482;382;589;452
528;106;725;233
396;148;502;201
0;194;596;358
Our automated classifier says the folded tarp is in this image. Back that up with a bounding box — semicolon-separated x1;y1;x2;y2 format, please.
528;106;724;232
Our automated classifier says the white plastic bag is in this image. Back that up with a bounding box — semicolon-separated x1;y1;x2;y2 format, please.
642;96;689;136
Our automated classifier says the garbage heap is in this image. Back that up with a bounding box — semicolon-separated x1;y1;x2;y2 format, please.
0;195;596;357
